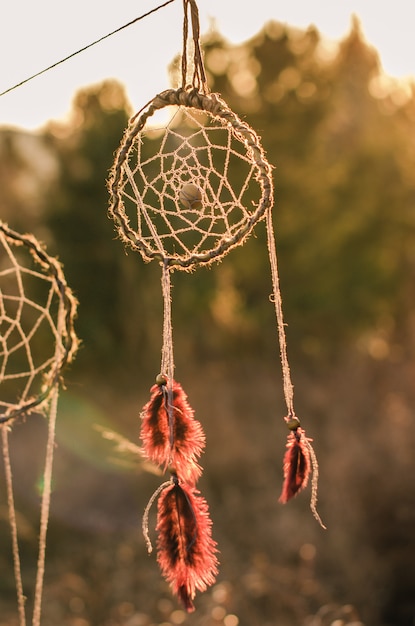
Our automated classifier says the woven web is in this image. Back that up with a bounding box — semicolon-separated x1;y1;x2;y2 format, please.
0;227;76;421
118;105;263;264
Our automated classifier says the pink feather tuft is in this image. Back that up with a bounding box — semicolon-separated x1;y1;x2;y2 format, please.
140;379;205;483
156;480;219;612
279;428;311;503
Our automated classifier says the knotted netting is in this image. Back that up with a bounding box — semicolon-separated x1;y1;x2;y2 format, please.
109;88;273;269
0;222;77;423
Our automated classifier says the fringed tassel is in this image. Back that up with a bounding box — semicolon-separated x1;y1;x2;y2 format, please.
144;476;218;612
140;377;205;484
278;417;327;529
278;425;311;503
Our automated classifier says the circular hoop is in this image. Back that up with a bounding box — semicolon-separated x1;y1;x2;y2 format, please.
0;222;78;423
108;88;274;270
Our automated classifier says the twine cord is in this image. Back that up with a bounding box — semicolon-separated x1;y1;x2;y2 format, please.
265;207;294;417
160;261;176;459
305;438;327;529
161;261;175;383
1;426;26;626
181;0;208;92
142;479;173;553
31;384;60;626
0;0;177;98
265;208;326;528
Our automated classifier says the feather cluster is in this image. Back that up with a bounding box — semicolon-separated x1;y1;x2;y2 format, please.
156;480;218;612
279;428;311;503
140;379;205;483
141;377;218;610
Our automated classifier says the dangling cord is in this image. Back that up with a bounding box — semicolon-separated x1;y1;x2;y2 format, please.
161;261;174;383
266;207;325;528
142;479;173;553
32;295;67;626
160;261;175;452
265;206;294;418
144;263;180;555
305;437;326;529
181;0;208;93
1;425;26;626
32;383;59;626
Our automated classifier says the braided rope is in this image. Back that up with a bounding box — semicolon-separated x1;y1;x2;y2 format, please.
181;0;208;92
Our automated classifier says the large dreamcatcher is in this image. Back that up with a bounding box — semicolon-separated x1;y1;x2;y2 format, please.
0;221;78;626
108;0;324;612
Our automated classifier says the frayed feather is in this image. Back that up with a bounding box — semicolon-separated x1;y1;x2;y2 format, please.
279;428;311;503
156;479;218;612
140;379;205;483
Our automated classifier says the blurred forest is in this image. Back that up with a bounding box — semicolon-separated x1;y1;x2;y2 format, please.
1;17;415;626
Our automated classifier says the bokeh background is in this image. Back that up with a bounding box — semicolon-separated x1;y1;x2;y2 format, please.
1;16;415;626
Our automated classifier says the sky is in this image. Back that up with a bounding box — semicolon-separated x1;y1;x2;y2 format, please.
0;0;414;131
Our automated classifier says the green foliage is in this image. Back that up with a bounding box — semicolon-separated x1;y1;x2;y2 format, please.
202;19;415;357
42;81;153;370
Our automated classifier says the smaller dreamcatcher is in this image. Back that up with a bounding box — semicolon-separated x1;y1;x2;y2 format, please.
108;0;324;611
0;223;77;424
0;221;78;626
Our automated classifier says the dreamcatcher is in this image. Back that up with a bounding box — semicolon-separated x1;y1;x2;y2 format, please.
108;0;324;612
0;221;78;626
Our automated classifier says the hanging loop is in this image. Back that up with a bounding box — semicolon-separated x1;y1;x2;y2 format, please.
181;0;208;93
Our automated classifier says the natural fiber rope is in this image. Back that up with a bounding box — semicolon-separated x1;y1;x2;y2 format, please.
142;479;173;553
1;425;26;626
265;208;326;528
0;0;176;99
32;381;60;626
181;0;208;92
181;0;189;88
305;438;327;529
265;207;294;417
160;261;175;383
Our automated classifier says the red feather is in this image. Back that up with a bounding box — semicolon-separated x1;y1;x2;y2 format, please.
140;380;205;483
279;428;311;503
156;480;219;612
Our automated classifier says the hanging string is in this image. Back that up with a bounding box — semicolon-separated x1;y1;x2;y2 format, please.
1;426;26;626
32;294;68;626
265;207;295;417
0;0;177;98
142;479;173;553
160;261;176;466
181;0;208;93
31;383;60;626
160;261;175;383
266;208;326;528
306;439;327;529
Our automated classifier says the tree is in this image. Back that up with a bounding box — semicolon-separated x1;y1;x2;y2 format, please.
43;80;163;374
201;19;415;360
